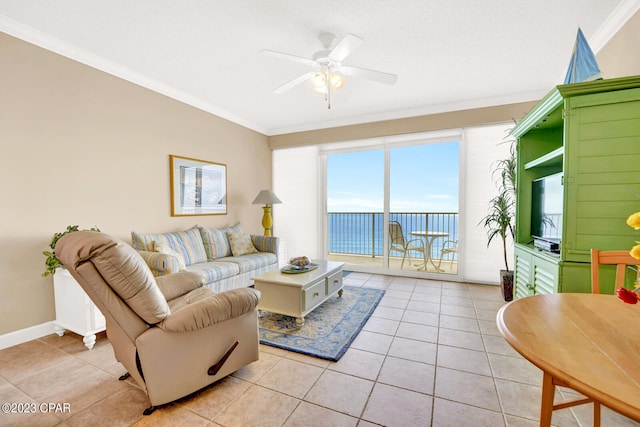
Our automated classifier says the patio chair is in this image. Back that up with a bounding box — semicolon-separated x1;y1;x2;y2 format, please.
437;239;458;271
388;220;426;269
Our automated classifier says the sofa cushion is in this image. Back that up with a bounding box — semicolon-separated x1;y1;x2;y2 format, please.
199;228;227;260
218;252;278;273
199;222;242;260
227;231;258;256
131;228;207;266
185;261;240;284
153;240;187;271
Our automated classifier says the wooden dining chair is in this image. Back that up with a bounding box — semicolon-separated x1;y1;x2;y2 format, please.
549;249;640;426
590;248;640;294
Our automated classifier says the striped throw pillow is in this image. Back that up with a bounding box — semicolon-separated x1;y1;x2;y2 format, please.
131;228;207;266
199;222;243;260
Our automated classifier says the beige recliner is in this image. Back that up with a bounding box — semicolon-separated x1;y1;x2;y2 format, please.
55;231;261;414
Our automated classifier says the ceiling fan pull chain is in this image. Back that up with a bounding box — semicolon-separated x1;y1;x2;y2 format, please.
326;69;331;109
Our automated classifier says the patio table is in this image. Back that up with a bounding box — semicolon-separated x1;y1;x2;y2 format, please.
409;230;449;272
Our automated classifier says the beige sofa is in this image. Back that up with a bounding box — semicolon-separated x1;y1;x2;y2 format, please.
55;231;261;414
130;223;279;292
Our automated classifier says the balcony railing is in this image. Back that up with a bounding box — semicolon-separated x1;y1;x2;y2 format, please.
328;212;458;258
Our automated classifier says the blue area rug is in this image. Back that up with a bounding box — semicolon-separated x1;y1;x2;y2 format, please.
259;286;385;361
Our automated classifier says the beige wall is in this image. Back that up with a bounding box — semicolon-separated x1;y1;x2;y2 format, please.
268;102;537;148
597;9;640;78
0;33;271;335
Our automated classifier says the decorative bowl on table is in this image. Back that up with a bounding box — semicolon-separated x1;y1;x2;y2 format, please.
281;256;319;273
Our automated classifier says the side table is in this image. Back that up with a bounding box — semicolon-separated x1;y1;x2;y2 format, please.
53;268;106;349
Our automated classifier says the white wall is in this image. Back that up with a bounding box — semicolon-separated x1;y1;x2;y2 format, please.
273;124;513;285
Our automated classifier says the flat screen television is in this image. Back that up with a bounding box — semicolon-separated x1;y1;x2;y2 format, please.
531;173;563;248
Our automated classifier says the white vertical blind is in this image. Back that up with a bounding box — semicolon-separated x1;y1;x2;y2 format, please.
272;145;321;261
461;124;514;284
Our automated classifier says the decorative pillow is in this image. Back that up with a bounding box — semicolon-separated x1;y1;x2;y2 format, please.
131;228;207;266
153;240;187;271
226;231;258;257
199;222;243;259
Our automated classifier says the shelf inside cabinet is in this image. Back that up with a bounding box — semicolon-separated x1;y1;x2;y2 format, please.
524;147;563;170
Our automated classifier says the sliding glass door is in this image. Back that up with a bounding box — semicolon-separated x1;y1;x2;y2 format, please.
388;142;459;274
327;149;385;268
326;138;460;276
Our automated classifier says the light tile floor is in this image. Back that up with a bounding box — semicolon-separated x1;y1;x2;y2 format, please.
1;273;638;426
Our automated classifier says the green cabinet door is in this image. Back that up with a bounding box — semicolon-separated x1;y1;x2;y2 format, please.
563;87;640;263
514;245;533;299
514;244;559;297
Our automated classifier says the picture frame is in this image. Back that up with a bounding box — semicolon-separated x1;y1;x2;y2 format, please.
170;155;227;216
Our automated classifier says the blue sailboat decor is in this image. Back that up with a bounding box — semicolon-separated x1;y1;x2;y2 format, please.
564;28;602;84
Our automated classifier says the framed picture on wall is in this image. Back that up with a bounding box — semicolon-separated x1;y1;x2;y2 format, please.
170;155;227;216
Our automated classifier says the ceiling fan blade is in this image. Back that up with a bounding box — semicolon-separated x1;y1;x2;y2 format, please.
341;65;398;85
260;49;315;67
273;72;314;94
329;33;364;61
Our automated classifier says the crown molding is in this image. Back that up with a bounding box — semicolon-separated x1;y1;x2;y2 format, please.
590;0;640;52
266;89;547;136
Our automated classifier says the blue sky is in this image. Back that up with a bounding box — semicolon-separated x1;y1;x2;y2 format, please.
327;141;459;213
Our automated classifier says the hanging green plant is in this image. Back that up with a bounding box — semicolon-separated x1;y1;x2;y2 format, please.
42;225;100;277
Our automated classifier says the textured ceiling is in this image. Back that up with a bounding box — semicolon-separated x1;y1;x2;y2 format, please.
0;0;637;135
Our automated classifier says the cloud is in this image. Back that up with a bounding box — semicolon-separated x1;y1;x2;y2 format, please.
426;194;453;200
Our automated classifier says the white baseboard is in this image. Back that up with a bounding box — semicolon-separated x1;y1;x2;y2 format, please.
0;322;56;350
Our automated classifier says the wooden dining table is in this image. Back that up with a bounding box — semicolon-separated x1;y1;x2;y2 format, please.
497;293;640;426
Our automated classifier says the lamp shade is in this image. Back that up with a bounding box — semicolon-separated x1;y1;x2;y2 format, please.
252;190;282;205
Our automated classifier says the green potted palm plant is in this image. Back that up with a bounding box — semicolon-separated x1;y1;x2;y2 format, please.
480;143;516;301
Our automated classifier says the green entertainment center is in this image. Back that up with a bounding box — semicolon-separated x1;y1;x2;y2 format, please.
512;75;640;298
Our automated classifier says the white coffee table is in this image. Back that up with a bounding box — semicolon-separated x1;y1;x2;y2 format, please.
252;260;345;326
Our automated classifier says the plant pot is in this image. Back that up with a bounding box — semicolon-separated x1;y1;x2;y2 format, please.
500;270;514;302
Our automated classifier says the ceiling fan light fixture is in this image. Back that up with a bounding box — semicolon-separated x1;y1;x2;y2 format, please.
311;71;345;93
330;73;345;91
311;72;326;92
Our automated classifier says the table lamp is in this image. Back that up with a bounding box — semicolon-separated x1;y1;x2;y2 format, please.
252;190;282;236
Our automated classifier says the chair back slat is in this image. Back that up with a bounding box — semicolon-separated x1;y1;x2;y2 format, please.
590;248;640;294
389;221;405;246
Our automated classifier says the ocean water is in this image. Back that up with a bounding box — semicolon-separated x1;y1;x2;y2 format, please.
328;213;458;257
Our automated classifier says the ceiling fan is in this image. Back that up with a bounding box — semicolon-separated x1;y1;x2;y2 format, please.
260;32;398;108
